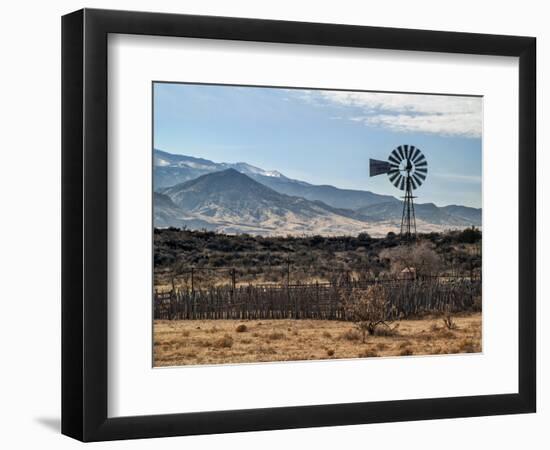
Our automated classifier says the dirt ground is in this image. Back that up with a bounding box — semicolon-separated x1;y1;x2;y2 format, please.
153;313;481;366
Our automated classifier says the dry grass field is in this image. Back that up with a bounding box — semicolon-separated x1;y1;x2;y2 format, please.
153;312;481;366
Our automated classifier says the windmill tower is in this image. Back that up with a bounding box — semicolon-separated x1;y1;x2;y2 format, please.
369;145;428;240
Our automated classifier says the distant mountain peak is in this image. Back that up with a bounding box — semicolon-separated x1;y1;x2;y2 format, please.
161;168;284;209
179;167;269;189
230;161;284;178
220;167;239;174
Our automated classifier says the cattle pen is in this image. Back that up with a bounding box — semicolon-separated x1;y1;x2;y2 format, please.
154;274;481;321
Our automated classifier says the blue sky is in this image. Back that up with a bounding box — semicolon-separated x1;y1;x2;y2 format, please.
154;82;482;208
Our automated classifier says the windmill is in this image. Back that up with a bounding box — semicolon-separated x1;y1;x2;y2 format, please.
369;145;428;240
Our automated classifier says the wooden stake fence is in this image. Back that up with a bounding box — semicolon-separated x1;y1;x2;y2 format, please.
154;277;480;321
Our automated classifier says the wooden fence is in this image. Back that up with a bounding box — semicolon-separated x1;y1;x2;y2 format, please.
154;277;480;321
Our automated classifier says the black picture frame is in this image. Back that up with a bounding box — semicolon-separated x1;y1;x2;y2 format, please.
62;8;536;442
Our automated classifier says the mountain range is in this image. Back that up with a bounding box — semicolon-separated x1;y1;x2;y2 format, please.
154;149;481;237
154;149;395;209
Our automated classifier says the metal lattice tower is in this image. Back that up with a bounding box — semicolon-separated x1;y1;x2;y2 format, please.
369;145;428;240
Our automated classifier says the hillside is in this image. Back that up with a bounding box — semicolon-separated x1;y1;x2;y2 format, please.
356;201;482;227
158;169;373;236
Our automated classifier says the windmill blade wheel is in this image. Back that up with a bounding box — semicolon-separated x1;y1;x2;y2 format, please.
386;145;428;190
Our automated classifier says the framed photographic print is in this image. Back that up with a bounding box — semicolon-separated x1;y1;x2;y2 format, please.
62;8;536;442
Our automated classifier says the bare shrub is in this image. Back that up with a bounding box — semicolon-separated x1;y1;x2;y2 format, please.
380;241;441;277
267;331;285;340
235;324;247;333
214;334;233;348
342;284;393;343
322;331;332;338
399;348;413;356
326;349;335;357
373;323;400;337
442;314;457;330
340;329;361;341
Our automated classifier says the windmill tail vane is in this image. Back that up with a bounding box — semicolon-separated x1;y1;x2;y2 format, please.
369;145;428;240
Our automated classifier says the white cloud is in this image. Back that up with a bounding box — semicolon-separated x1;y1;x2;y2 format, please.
293;90;482;138
353;112;481;138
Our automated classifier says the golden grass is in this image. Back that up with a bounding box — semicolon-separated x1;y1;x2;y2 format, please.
153;312;481;366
